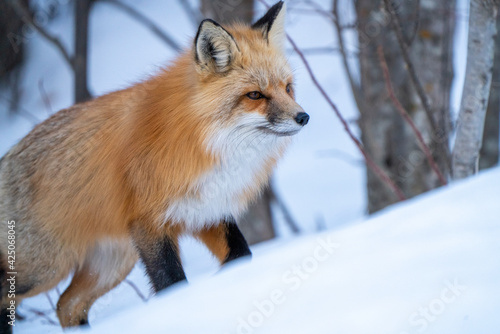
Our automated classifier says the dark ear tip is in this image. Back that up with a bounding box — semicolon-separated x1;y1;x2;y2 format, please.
195;19;219;62
199;18;222;29
270;1;285;13
195;19;221;48
252;1;285;30
196;19;222;38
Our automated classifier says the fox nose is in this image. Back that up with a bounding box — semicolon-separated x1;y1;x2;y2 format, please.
294;112;310;126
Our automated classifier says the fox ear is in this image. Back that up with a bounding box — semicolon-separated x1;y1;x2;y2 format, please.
194;19;239;74
252;1;286;50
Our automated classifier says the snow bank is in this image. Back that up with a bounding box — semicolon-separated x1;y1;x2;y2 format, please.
88;168;500;334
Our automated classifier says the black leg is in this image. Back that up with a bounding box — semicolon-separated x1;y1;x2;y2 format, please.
131;228;187;293
223;217;252;264
79;318;89;326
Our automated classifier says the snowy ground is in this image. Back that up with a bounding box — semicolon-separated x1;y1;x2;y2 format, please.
1;0;495;333
86;166;500;334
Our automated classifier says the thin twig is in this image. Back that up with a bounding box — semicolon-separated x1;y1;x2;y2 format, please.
378;46;447;186
407;0;421;45
177;0;203;28
288;34;405;201
98;0;182;53
383;0;450;171
285;46;345;55
9;0;73;68
38;79;53;116
332;0;364;111
301;0;357;29
270;187;300;234
316;148;364;166
315;214;327;231
7;67;22;113
302;1;337;21
24;307;59;326
45;292;56;311
124;279;148;302
256;0;406;201
384;0;435;129
0;94;40;124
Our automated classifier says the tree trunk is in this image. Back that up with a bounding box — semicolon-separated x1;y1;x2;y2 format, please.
354;0;455;213
452;0;498;179
479;14;500;170
238;186;275;245
200;0;254;24
0;0;28;114
74;0;91;103
356;0;404;212
0;0;27;77
200;0;275;244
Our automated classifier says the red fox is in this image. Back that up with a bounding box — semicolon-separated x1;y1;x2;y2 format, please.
0;1;308;330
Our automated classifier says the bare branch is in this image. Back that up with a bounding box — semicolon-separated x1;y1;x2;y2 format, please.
383;0;435;130
9;0;73;68
74;0;92;102
288;33;405;201
302;0;337;21
407;0;421;45
24;307;59;326
378;46;447;186
285;46;345;55
124;279;148;302
315;214;327;231
383;0;451;172
98;0;182;53
38;79;53;116
256;0;406;201
316;148;364;167
300;1;356;29
269;187;300;234
332;0;364;112
177;0;203;28
0;94;40;124
45;292;56;311
256;0;405;201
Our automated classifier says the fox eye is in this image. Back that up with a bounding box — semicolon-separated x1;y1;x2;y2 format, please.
286;84;293;94
246;91;264;100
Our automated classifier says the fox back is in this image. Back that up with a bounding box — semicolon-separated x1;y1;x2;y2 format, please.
0;1;308;330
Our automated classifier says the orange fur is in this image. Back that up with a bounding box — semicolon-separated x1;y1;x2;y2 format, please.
193;225;229;263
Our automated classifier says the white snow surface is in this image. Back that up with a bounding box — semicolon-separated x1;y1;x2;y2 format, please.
86;167;500;334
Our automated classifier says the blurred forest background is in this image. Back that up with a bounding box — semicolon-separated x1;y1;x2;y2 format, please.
0;0;498;247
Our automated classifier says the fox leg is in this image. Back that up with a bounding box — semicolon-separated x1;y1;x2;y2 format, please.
194;217;251;265
56;239;137;328
130;223;186;293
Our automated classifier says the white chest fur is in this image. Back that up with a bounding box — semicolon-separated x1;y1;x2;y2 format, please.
164;116;288;231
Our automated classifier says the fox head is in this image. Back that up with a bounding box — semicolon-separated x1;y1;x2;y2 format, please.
193;1;309;139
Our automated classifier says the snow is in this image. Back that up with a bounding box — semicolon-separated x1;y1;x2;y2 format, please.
0;0;494;333
86;167;500;334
